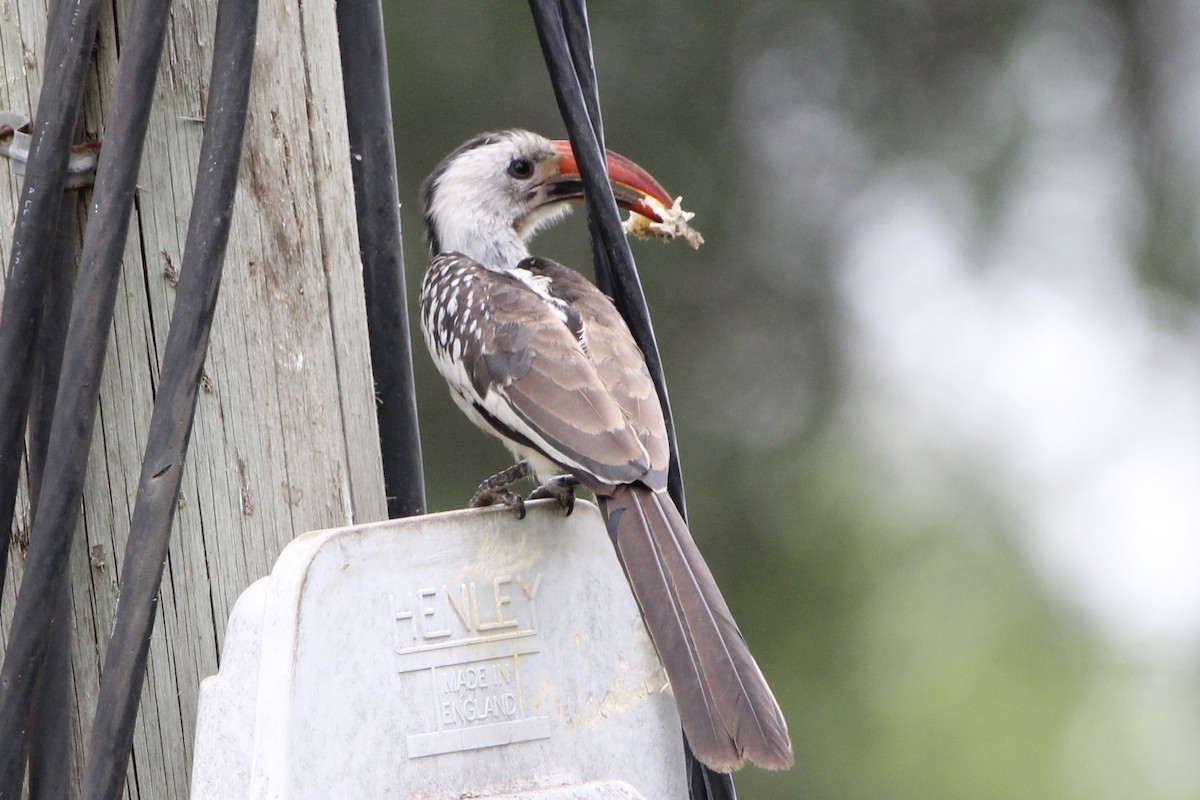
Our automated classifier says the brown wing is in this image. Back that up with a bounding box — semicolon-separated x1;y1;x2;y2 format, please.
424;253;652;488
522;257;670;492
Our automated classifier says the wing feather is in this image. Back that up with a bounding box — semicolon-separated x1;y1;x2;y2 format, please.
522;257;670;492
421;253;651;487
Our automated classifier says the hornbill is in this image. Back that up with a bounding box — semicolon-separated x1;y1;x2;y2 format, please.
419;129;792;772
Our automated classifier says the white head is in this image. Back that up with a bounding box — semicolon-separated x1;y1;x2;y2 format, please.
422;129;672;272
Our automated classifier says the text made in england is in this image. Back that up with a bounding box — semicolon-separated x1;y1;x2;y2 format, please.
439;662;520;726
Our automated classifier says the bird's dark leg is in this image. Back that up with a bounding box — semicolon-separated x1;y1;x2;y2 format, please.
528;475;580;516
469;461;533;518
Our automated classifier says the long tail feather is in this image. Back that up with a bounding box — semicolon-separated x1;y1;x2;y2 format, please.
599;486;793;772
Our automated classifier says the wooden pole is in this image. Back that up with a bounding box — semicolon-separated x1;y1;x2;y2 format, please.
0;0;388;794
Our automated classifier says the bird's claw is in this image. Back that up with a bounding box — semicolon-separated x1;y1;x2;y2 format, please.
468;464;578;520
528;475;580;516
469;485;527;519
469;462;533;518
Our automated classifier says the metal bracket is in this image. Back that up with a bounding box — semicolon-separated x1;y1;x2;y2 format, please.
0;111;101;189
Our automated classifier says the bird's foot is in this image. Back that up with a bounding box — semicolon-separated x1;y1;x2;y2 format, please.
469;462;533;519
528;474;580;516
469;486;527;519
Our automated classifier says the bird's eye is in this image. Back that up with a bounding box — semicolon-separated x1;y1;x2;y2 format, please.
507;158;535;180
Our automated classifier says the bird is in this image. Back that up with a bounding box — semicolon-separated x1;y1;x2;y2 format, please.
418;129;793;772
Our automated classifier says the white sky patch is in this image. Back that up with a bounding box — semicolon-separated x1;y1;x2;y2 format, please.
732;0;1200;666
837;174;1200;662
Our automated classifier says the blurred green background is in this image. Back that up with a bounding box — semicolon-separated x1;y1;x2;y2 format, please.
383;3;1200;798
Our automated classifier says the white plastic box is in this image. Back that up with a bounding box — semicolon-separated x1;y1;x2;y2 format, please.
190;501;686;799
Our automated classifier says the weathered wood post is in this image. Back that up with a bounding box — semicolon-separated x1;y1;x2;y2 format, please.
0;0;388;794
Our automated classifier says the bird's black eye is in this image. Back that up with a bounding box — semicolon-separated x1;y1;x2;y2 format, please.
507;157;535;180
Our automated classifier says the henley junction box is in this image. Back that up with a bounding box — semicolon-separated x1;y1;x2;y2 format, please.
189;500;687;799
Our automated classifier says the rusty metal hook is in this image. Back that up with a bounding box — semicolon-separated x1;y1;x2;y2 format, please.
0;111;101;189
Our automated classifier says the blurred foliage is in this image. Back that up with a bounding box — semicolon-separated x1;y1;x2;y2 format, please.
384;3;1200;798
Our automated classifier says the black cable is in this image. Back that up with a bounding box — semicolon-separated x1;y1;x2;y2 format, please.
527;0;687;514
335;0;426;519
0;0;174;789
560;0;604;150
0;0;102;596
79;0;258;794
14;2;93;791
26;190;80;800
528;4;735;798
